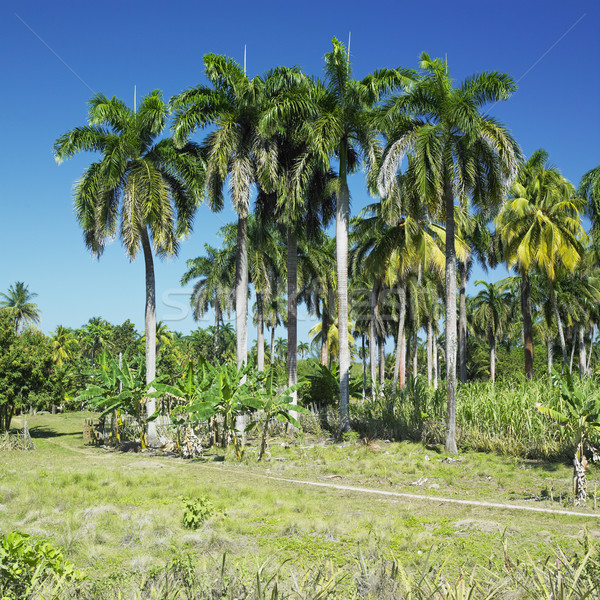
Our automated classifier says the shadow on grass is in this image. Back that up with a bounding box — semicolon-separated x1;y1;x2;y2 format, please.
21;425;74;439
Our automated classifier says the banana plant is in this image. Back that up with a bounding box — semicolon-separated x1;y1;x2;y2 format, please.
536;369;600;504
76;353;164;449
245;368;310;461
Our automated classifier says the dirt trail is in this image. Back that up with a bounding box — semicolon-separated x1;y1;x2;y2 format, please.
45;437;600;520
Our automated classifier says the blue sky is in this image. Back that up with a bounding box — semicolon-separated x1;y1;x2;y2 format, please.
1;0;598;343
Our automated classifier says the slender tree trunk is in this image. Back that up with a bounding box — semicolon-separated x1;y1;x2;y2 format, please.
369;283;378;400
490;334;496;383
587;327;594;376
458;260;468;383
400;329;406;389
270;325;276;365
548;278;567;372
256;293;265;371
361;334;367;401
320;309;329;366
378;336;385;387
570;331;576;374
214;302;221;358
235;214;249;370
392;282;407;394
433;331;438;390
336;141;351;433
412;325;418;380
547;337;553;374
140;227;158;448
521;271;534;378
444;176;458;454
287;229;298;410
578;324;586;376
426;319;433;386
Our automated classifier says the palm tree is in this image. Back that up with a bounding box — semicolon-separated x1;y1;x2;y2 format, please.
471;281;511;382
181;243;234;358
0;282;41;334
297;341;310;359
264;292;287;364
495;150;587;373
379;53;521;453
317;38;415;431
580;164;600;248
80;317;113;364
171;56;304;371
50;325;78;368
54;91;204;446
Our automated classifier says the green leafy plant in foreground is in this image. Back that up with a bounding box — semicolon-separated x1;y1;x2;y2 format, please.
536;369;600;504
0;531;85;599
181;496;216;530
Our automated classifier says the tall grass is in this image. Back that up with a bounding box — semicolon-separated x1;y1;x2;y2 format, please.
351;376;600;460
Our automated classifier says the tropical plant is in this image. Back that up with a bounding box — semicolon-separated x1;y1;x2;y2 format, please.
50;325;78;368
536;370;600;505
379;52;521;452
54;90;204;446
0;281;41;334
315;38;415;431
471;280;512;382
496;149;586;373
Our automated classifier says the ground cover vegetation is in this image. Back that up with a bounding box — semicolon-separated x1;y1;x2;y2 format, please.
1;39;600;597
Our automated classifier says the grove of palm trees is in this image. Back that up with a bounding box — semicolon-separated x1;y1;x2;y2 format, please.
3;33;600;599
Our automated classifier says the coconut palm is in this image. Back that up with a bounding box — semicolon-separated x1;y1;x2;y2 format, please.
495;149;587;373
54;91;204;446
378;53;520;453
50;325;78;368
471;281;511;382
316;38;415;431
579;164;600;248
0;282;41;334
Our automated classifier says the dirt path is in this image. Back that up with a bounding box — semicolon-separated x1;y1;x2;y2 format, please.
45;437;600;520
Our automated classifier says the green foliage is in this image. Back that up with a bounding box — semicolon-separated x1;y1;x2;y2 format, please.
181;496;216;529
0;531;85;599
76;352;164;448
0;311;53;432
300;360;362;411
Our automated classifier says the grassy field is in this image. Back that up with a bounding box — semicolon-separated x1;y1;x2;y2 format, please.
2;412;600;597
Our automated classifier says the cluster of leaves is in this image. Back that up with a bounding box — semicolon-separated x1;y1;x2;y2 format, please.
181;496;216;529
0;531;85;599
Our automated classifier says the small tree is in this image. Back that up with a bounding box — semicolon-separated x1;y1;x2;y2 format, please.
536;370;600;505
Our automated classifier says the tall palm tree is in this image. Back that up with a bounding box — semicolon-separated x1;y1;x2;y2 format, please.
471;281;511;382
495;150;586;372
171;57;305;371
54;91;204;446
580;164;600;247
181;243;235;358
317;38;415;431
0;282;41;334
379;53;520;453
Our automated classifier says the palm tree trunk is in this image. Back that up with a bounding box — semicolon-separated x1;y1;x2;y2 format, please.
444;176;458;455
235;214;249;370
140;227;158;448
521;271;534;378
587;327;594;376
433;331;438;390
369;283;378;400
458;260;468;383
392;282;407;394
400;329;406;389
412;326;418;380
378;336;385;387
490;333;496;383
578;324;586;376
256;293;265;371
321;299;329;366
287;229;298;410
214;302;221;358
547;337;553;374
547;278;567;372
270;325;276;365
570;331;576;374
361;334;367;401
336;141;351;433
426;319;433;386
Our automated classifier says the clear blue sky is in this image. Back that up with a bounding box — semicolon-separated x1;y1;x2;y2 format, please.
1;0;598;342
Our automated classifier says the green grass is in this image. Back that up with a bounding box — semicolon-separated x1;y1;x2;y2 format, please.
2;411;600;597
